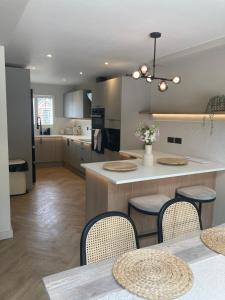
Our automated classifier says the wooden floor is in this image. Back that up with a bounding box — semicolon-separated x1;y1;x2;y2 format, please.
0;166;86;300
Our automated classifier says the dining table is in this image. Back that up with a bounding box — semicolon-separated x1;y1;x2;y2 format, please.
43;223;225;299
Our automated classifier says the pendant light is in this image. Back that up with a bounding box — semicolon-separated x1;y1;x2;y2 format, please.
132;32;181;92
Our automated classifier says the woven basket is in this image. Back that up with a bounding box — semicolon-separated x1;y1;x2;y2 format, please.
113;248;193;300
201;227;225;255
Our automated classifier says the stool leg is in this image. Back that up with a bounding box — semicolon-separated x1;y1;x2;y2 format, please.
128;203;131;216
199;202;202;217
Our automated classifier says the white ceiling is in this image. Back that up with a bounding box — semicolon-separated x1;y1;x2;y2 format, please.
2;0;225;85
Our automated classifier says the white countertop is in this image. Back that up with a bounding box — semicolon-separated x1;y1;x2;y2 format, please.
35;135;91;143
82;151;225;184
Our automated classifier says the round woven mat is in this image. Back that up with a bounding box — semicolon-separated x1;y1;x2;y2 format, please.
201;227;225;255
112;248;193;300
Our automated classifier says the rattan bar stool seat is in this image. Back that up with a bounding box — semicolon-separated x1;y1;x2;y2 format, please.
128;194;171;240
176;185;216;201
129;194;171;213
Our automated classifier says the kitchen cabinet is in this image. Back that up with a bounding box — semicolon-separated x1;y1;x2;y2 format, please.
62;138;70;164
35;136;92;174
80;142;91;171
94;78;121;123
104;78;121;122
63;90;91;119
93;76;150;150
35;137;56;163
69;139;80;169
35;137;62;163
55;137;63;161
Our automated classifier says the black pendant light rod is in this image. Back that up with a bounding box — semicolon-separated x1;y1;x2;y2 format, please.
152;36;157;78
151;33;173;81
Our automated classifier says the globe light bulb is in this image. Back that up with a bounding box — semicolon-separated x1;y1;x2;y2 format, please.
132;70;141;79
146;76;152;83
158;81;168;92
172;76;181;84
140;64;149;75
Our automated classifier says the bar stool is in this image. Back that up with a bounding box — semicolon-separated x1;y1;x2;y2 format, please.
176;185;216;217
128;194;171;239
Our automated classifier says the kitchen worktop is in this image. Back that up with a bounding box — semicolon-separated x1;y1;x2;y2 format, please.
82;151;225;184
35;135;91;144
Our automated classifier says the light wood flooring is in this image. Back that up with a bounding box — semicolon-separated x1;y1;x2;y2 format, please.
0;166;86;300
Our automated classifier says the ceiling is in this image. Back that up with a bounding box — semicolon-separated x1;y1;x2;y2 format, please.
2;0;225;85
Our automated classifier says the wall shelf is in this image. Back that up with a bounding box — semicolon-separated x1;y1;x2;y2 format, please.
139;112;225;121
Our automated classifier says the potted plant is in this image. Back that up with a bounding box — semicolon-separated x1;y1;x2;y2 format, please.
135;123;159;166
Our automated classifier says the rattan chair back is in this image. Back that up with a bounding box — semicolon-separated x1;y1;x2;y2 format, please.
158;198;202;243
80;211;139;265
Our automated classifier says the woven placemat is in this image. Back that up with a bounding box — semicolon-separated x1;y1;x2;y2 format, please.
103;162;137;172
157;157;188;166
113;248;193;300
201;227;225;255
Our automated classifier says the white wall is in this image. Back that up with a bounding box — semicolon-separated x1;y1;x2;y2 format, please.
150;44;225;113
143;44;225;225
31;83;92;135
31;83;73;133
0;46;13;240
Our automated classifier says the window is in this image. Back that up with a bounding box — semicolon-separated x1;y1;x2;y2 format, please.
33;95;54;125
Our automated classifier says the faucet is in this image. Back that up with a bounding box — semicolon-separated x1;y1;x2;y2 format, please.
36;117;42;135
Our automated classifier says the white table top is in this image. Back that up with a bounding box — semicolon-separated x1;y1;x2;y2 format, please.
43;224;225;300
82;151;225;185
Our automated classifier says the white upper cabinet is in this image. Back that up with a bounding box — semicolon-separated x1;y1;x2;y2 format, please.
63;90;91;118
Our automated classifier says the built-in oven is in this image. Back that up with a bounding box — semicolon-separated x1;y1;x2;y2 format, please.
91;107;105;153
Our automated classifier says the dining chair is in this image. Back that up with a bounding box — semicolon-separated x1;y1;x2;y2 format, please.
158;198;202;243
80;211;139;265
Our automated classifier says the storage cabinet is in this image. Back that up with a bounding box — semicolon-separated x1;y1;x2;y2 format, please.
62;138;70;164
94;78;121;123
63;90;91;119
35;137;62;163
44;136;92;174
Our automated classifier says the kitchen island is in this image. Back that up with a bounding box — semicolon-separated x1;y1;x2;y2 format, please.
82;151;225;241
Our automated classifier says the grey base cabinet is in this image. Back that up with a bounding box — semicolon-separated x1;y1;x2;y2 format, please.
35;137;62;163
35;137;92;175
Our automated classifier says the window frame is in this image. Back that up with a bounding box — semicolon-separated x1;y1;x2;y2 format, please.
33;94;55;126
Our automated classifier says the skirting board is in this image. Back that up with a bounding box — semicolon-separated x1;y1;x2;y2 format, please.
0;226;13;240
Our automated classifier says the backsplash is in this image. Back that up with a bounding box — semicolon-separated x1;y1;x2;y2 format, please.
35;118;91;136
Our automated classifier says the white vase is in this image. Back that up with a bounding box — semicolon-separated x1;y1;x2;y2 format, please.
143;144;154;166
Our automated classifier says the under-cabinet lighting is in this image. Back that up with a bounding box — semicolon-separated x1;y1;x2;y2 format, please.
151;113;225;121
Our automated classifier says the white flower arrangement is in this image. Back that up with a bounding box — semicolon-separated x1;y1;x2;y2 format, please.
135;123;159;145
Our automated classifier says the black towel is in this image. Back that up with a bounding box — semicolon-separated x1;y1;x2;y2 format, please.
103;128;120;152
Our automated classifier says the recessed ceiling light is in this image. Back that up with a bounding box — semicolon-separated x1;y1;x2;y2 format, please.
46;54;53;58
105;62;109;65
80;72;83;75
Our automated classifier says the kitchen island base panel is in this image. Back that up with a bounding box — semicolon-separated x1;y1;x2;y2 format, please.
86;170;216;235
